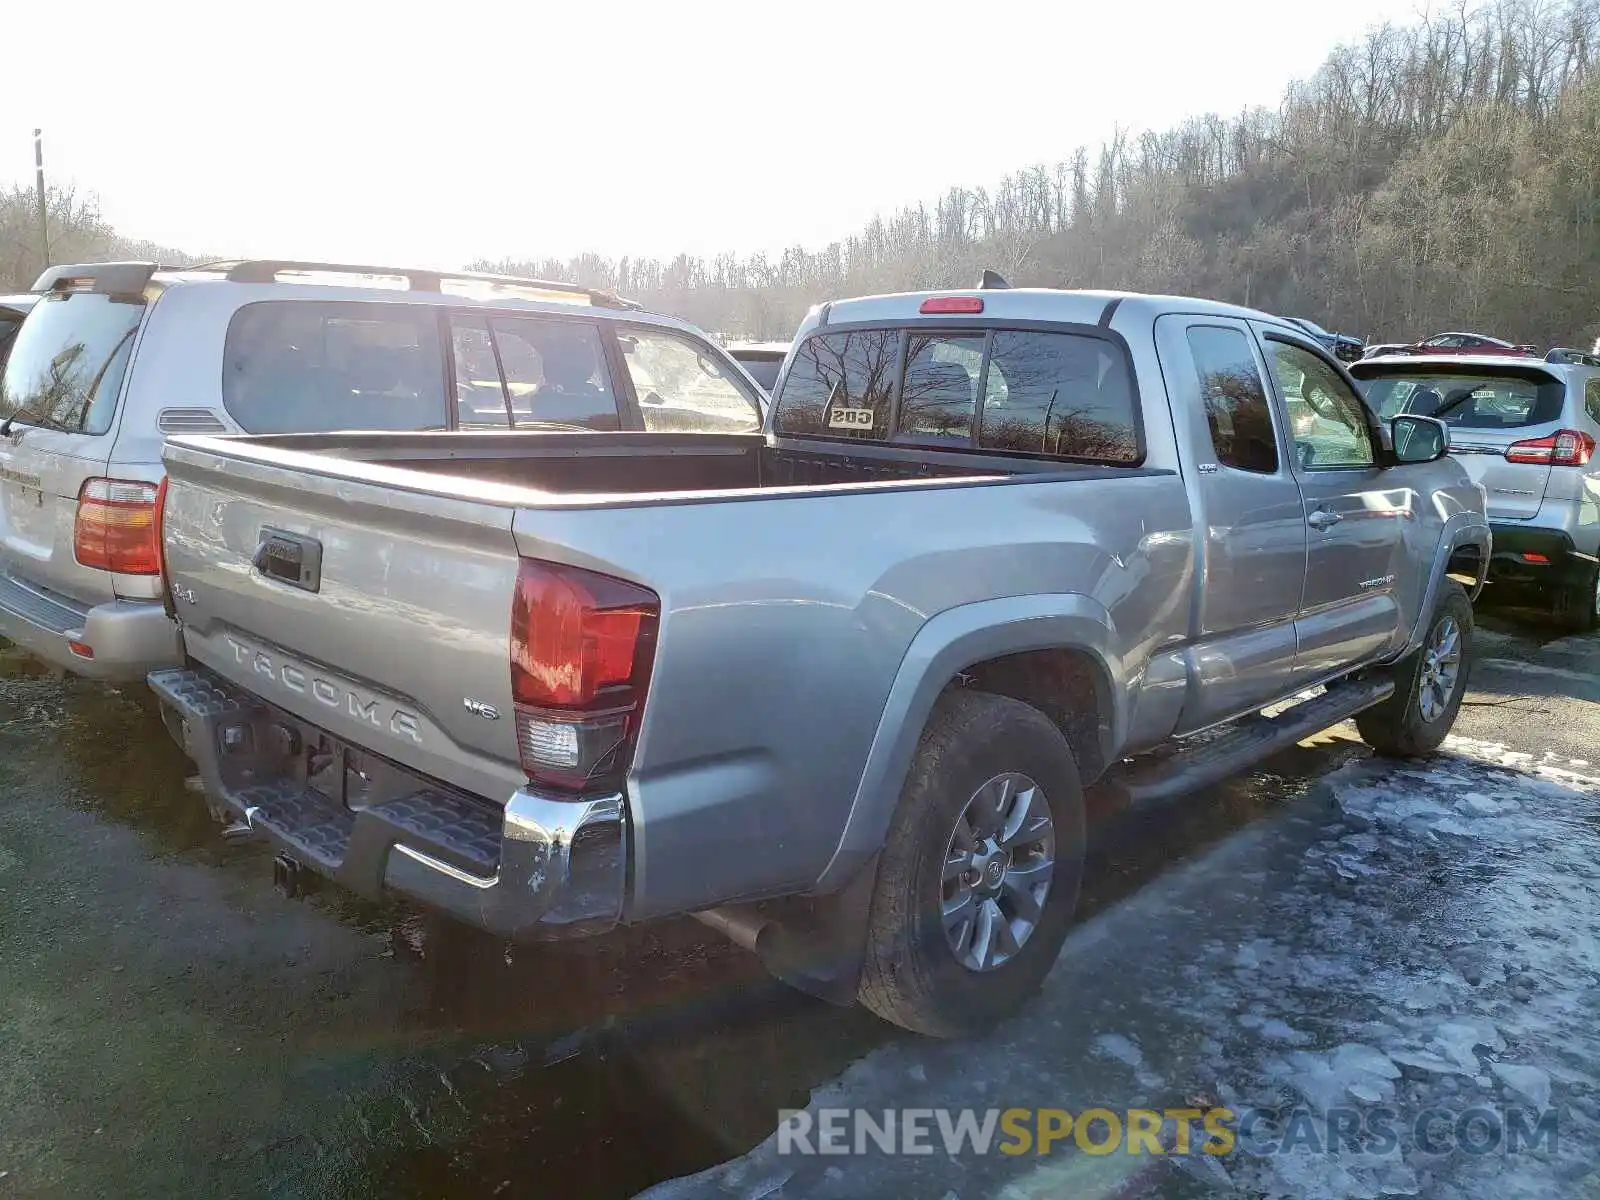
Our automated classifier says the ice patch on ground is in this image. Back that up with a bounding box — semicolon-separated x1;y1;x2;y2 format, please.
1491;1063;1552;1110
649;735;1600;1200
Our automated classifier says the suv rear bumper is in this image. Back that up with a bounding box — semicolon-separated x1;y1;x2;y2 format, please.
147;664;626;939
0;569;181;680
1483;524;1593;586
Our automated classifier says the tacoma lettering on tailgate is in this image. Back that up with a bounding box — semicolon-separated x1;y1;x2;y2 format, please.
224;634;423;745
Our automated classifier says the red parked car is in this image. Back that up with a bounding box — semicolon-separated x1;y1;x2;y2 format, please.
1395;331;1538;356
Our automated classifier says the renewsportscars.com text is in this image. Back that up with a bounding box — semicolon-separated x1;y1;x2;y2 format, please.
776;1105;1559;1158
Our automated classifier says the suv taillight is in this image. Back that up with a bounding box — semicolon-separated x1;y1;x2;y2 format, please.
1506;429;1595;467
510;559;659;792
73;478;162;574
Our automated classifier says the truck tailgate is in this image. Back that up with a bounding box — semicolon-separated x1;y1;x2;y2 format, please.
161;439;526;804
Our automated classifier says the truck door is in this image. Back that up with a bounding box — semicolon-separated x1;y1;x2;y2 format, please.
1256;329;1407;678
1156;316;1307;730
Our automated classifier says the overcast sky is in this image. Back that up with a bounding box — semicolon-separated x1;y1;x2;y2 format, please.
3;0;1424;268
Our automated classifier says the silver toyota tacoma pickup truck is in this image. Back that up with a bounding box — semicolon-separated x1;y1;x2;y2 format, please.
148;284;1489;1037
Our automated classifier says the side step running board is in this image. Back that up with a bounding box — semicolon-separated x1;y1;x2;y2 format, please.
1107;677;1394;808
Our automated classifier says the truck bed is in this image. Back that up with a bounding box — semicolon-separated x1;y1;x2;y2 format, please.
227;430;1057;496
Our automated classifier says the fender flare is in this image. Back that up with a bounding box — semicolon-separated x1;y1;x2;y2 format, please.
812;593;1121;894
1396;514;1490;659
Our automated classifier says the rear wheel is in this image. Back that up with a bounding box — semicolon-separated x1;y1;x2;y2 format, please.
857;689;1085;1037
1355;582;1473;757
1549;566;1600;634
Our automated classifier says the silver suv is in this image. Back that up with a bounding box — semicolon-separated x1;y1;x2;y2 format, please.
1353;348;1600;629
0;260;764;680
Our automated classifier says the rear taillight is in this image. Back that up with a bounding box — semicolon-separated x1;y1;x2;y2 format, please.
1505;429;1595;467
510;559;659;792
73;478;162;574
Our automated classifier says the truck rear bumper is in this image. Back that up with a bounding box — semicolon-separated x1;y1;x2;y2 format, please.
147;664;626;939
0;569;181;680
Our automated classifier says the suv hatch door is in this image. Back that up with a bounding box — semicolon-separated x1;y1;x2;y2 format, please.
1354;363;1566;521
1447;429;1553;520
0;290;143;603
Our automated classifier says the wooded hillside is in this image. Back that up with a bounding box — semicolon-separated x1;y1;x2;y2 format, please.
477;0;1600;348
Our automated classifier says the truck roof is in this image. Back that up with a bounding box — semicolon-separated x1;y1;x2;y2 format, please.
814;287;1302;335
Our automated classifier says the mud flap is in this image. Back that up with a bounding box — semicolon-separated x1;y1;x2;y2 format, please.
759;852;881;1008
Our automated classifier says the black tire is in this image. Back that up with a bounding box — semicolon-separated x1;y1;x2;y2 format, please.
1549;566;1600;634
857;689;1086;1038
1355;582;1474;757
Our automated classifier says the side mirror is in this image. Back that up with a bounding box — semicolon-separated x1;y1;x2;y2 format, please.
1390;414;1449;464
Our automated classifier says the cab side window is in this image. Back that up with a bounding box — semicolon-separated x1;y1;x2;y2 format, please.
1586;378;1600;424
1186;325;1277;473
1267;341;1375;469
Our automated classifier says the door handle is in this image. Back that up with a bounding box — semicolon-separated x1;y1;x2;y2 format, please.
1308;509;1343;531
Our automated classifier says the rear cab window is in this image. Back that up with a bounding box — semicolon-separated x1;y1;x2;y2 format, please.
0;293;144;434
773;325;1141;463
774;329;900;442
224;300;448;434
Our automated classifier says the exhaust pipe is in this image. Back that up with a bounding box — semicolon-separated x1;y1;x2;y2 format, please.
692;906;771;953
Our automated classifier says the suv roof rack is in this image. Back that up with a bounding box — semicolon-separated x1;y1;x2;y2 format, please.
33;261;160;296
187;259;644;310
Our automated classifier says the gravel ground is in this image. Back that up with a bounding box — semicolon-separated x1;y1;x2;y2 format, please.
1;601;1596;1200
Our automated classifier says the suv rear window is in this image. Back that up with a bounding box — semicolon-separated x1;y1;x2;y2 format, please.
223;300;448;433
0;293;144;435
734;354;783;392
1358;369;1565;430
772;326;1141;463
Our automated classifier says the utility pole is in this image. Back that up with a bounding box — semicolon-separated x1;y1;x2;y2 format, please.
33;129;50;268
